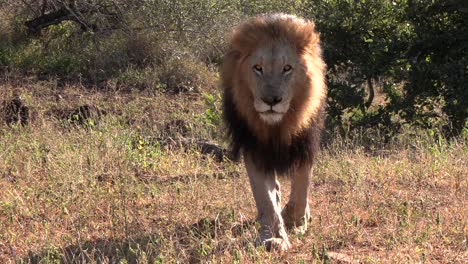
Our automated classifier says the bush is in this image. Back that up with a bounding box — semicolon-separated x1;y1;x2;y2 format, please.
0;0;465;136
304;0;466;136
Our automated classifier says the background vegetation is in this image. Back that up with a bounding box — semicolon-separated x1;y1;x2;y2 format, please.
0;0;466;262
1;0;466;136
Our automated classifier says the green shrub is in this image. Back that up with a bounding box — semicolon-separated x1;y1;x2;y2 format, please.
0;0;465;136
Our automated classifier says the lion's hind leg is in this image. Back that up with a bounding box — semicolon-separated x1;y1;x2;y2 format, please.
282;164;312;234
244;154;291;252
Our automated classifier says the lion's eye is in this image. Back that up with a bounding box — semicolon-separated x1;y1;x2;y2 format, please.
283;65;292;73
253;64;263;73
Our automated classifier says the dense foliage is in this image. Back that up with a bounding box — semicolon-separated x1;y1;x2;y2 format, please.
305;0;467;136
0;0;466;136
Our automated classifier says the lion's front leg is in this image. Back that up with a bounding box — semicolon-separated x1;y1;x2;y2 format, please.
244;154;291;252
282;164;312;234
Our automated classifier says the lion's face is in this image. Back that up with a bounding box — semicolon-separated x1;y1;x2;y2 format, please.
245;44;300;124
223;13;326;141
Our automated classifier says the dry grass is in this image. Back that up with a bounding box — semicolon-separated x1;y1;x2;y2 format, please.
0;82;466;263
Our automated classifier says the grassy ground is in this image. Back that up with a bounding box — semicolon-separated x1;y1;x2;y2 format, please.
0;81;467;263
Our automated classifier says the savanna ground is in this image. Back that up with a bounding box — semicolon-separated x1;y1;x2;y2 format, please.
0;0;466;263
0;78;466;263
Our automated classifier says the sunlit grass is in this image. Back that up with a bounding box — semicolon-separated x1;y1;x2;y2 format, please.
0;83;466;263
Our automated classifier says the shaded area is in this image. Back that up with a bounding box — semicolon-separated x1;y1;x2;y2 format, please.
21;215;256;264
1;96;30;126
66;104;106;126
157;137;230;162
23;234;163;263
24;1;124;34
44;104;106;127
131;137;230;163
135;171;241;185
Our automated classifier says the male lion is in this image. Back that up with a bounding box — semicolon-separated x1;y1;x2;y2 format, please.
221;14;326;251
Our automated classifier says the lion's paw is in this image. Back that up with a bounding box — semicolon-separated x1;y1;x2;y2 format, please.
290;223;308;235
257;237;291;252
282;204;311;234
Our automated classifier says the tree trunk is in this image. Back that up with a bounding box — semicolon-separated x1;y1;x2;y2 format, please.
365;78;375;109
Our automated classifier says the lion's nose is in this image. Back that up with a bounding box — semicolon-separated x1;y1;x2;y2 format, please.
261;96;283;106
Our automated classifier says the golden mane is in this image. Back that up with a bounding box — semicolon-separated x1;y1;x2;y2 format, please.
221;14;326;146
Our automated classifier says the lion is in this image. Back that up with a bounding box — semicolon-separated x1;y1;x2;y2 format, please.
221;13;326;251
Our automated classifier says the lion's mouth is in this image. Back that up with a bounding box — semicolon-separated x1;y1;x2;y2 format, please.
259;108;285;114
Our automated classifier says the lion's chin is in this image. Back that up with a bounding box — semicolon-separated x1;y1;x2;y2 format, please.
259;112;284;124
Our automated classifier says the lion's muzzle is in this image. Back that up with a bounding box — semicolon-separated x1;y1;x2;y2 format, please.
261;95;283;106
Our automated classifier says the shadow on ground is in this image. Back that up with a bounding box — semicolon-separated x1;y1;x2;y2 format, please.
21;216;256;264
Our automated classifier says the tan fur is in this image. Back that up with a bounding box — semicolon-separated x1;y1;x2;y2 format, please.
222;13;326;145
